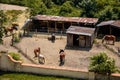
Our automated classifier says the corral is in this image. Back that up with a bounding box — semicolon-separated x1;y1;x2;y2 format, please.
9;34;120;70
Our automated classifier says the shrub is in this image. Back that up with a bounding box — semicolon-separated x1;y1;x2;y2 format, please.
89;52;118;75
9;52;21;61
93;39;98;44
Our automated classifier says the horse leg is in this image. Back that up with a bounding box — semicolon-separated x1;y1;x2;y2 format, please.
113;40;114;45
102;39;104;43
34;51;38;57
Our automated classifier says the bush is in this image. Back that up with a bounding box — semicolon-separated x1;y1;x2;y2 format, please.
89;52;118;75
9;52;21;61
93;39;98;44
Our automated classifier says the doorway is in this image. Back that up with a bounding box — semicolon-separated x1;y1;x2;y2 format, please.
73;35;79;46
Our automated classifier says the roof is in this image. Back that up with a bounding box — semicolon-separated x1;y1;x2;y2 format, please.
66;26;95;36
97;20;120;28
33;15;98;24
111;20;120;28
0;3;27;10
22;19;32;29
97;20;114;27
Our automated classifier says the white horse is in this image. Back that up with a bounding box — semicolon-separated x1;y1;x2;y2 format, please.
38;54;45;64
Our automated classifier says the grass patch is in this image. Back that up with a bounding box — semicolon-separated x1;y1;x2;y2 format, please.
0;71;74;80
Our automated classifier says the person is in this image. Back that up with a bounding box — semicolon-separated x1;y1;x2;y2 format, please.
51;33;55;43
59;49;65;66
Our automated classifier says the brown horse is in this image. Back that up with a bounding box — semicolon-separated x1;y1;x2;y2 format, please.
59;49;65;65
34;47;41;57
4;26;18;36
102;35;116;45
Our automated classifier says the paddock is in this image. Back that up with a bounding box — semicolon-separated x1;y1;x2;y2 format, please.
13;34;120;70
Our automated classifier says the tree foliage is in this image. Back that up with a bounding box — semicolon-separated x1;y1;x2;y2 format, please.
42;0;53;8
78;0;97;17
0;0;120;21
89;52;117;75
59;1;73;16
0;10;7;44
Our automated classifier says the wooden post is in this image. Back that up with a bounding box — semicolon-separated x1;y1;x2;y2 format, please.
55;21;57;32
62;22;64;32
110;26;111;35
47;21;49;33
35;29;37;37
23;29;25;36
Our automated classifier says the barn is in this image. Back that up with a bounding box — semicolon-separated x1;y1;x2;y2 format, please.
22;15;98;35
97;20;120;40
66;26;95;48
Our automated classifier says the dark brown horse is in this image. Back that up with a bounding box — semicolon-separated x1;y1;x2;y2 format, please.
102;35;116;45
34;47;41;57
59;49;65;65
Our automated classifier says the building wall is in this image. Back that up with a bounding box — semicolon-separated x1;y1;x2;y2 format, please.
79;35;86;47
67;34;93;48
67;34;73;46
86;36;91;47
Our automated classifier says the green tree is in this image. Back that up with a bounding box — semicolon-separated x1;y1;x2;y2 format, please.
42;0;53;8
26;0;47;17
89;52;117;75
0;10;7;44
78;0;97;17
59;1;73;16
52;0;66;5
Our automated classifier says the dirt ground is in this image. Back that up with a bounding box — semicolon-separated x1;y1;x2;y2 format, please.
0;34;120;71
5;34;118;71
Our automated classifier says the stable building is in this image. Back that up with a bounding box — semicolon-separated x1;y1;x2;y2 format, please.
97;20;120;39
22;15;98;35
66;26;95;48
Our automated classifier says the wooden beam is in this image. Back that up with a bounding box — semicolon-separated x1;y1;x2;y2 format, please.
55;21;57;32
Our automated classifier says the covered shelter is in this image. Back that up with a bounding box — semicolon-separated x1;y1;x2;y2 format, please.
23;15;98;34
97;20;120;39
66;26;95;48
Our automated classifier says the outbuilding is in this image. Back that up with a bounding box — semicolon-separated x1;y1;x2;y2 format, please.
66;26;95;48
97;20;120;39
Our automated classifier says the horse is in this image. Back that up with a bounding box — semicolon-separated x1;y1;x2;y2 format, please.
102;35;116;45
34;47;41;57
59;49;65;65
4;26;18;36
38;54;45;64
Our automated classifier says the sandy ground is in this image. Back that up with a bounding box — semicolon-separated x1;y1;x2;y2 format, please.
8;34;120;70
0;34;120;71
